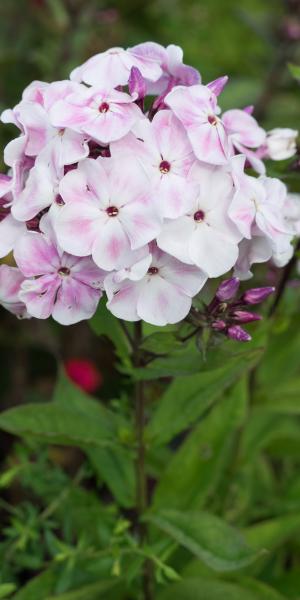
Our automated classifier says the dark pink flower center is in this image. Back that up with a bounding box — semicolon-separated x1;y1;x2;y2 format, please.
99;102;110;113
159;160;171;174
58;267;70;277
148;266;159;275
106;206;119;217
0;205;9;222
194;210;205;222
208;114;218;126
55;194;65;206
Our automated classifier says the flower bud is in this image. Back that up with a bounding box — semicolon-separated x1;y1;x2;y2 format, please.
266;128;298;161
242;287;275;305
232;310;262;323
227;325;251;342
212;320;226;330
129;67;147;101
207;76;228;97
216;277;240;301
243;105;254;115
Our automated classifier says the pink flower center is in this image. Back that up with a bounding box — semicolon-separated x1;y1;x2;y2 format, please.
148;266;159;275
58;267;71;277
208;114;218;126
194;210;205;222
99;102;110;113
106;206;119;217
159;160;171;174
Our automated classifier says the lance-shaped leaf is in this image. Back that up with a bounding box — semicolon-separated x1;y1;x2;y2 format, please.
144;509;262;571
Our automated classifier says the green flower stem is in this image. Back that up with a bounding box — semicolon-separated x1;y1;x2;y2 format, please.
133;321;153;600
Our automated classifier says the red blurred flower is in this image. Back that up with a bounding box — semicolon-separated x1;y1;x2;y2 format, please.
65;358;103;393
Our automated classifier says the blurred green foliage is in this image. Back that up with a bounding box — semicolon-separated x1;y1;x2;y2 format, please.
1;0;300;598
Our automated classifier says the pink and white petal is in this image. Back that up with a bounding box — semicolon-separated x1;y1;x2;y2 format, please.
0;174;12;197
71;50;130;87
53;130;89;166
49;99;93;130
137;276;192;325
234;236;272;280
0;265;28;318
14;231;60;277
92;217;132;271
228;190;256;239
152;110;192;161
106;278;141;321
0;265;24;303
165;85;211;127
157;217;194;264
12;163;55;221
156;175;194;219
59;168;89;204
120;200;161;249
69;256;106;289
16;102;54;155
85;103;142;144
159;256;207;296
128;50;162;82
43;80;82;111
189;224;238;277
55;201;103;256
234;142;266;175
81;158;110;206
52;277;101;325
4;135;27;168
19;274;60;319
188;162;233;209
187;122;228;165
106;156;150;208
222;109;266;147
22;80;48;103
0;214;26;258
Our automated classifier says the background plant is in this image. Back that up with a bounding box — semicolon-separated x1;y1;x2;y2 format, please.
1;1;300;599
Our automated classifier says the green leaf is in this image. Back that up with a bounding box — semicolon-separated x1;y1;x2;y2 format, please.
153;379;248;510
12;570;56;600
140;331;181;354
256;316;300;389
147;349;260;446
145;510;261;572
87;446;135;508
129;339;264;381
89;297;131;363
245;513;300;553
240;410;300;463
0;584;16;599
157;577;285;600
255;377;300;414
0;403;118;448
288;62;300;81
53;371;119;434
45;579;121;600
55;372;135;506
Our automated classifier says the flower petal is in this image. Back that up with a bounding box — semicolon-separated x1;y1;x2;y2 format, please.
189;224;238;277
14;231;60;277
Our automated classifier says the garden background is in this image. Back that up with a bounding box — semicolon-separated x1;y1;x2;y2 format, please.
1;1;300;599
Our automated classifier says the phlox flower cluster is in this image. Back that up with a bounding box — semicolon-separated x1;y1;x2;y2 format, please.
0;43;299;326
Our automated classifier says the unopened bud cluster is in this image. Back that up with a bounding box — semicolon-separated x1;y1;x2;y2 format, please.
209;278;274;342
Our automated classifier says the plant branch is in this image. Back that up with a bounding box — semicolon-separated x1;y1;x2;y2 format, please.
133;321;153;600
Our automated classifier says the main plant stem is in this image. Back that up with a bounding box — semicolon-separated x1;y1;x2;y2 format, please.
133;321;153;600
